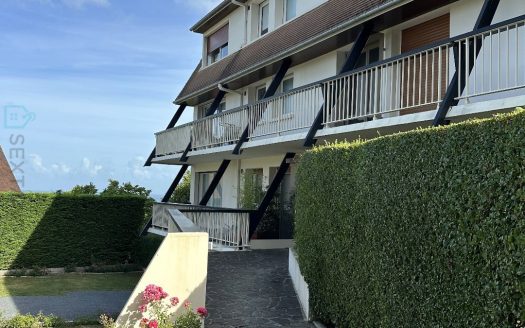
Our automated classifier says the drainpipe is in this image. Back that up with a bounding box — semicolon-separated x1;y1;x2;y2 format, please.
231;0;249;45
218;83;244;106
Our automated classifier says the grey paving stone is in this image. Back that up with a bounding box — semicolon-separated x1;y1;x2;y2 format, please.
206;249;313;327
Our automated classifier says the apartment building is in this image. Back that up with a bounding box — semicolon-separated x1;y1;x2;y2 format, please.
146;0;525;246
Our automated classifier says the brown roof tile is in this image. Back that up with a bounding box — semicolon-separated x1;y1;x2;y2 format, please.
176;0;393;103
0;146;21;192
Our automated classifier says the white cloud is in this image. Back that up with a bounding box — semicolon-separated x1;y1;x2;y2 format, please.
173;0;222;12
81;157;103;177
29;154;71;175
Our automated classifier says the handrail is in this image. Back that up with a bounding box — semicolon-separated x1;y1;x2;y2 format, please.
154;15;525;154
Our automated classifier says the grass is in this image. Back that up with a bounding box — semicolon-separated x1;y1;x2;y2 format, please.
0;272;142;297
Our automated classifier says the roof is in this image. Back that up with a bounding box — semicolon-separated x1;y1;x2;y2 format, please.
0;146;21;192
176;0;399;104
191;0;248;33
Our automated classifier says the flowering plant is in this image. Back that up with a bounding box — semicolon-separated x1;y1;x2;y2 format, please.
137;284;207;328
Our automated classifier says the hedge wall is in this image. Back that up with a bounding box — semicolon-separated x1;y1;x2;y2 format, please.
295;110;525;327
0;193;146;269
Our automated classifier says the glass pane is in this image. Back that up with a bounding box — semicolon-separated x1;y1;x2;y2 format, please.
369;47;380;64
283;78;294;114
282;78;294;92
285;0;296;21
257;87;267;101
260;3;269;35
220;43;228;58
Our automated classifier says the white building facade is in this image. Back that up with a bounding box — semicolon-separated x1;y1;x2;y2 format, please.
148;0;525;243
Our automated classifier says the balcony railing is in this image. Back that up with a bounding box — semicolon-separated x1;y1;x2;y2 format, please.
155;17;525;158
152;203;252;249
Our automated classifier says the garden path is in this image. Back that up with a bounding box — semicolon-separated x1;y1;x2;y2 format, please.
206;249;313;328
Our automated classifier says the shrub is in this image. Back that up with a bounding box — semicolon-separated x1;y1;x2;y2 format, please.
295;109;525;327
170;172;191;204
0;313;65;328
0;194;146;269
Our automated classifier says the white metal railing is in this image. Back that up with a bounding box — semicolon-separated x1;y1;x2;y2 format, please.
192;106;248;150
323;43;451;126
155;124;191;156
249;84;322;138
154;18;525;156
151;203;251;249
183;211;250;249
457;19;525;101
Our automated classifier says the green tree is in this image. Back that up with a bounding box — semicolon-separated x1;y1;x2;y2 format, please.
101;179;151;198
169;171;191;204
70;183;98;195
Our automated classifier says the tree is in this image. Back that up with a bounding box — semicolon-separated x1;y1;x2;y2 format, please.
70;183;98;195
169;172;191;204
101;179;151;198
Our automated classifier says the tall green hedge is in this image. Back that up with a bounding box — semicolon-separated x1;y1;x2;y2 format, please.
295;110;525;327
0;193;146;269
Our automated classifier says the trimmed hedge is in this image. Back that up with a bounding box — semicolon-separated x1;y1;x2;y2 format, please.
0;193;146;269
295;110;525;327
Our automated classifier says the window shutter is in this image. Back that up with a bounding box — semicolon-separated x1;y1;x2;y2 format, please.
207;24;229;53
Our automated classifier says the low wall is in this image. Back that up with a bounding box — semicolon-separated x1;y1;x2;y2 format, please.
289;248;310;320
117;233;208;327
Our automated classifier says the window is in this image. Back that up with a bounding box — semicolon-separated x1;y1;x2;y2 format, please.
256;85;267;101
198;172;222;207
355;46;381;68
198;101;226;118
285;0;296;21
259;1;269;36
281;77;294;114
207;24;229;65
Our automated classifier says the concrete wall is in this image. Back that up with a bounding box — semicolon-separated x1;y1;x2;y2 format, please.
289;248;310;320
116;233;208;328
450;0;525;36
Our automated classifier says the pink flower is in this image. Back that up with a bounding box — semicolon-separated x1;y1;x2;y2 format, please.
170;297;180;306
196;307;208;318
183;300;191;309
148;320;158;328
138;304;147;313
143;284;169;303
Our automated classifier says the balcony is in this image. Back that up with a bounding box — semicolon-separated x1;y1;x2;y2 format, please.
154;17;525;161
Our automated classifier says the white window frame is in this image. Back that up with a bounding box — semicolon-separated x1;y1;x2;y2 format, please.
259;1;270;36
284;0;297;22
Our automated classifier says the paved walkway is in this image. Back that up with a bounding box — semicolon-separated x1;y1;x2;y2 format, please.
206;249;313;328
0;291;130;320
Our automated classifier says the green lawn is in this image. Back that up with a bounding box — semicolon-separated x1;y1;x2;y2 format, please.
0;272;142;297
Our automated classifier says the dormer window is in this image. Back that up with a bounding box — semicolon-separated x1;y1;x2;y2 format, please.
285;0;296;21
259;1;269;36
207;24;229;65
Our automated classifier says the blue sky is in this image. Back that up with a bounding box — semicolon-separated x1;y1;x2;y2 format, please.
0;0;221;198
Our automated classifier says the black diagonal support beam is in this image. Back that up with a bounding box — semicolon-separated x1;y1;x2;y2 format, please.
304;23;373;147
145;104;187;166
162;164;189;203
199;160;231;206
233;58;292;155
199;59;293;207
161;89;227;203
249;152;296;237
433;0;500;126
206;90;227;116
